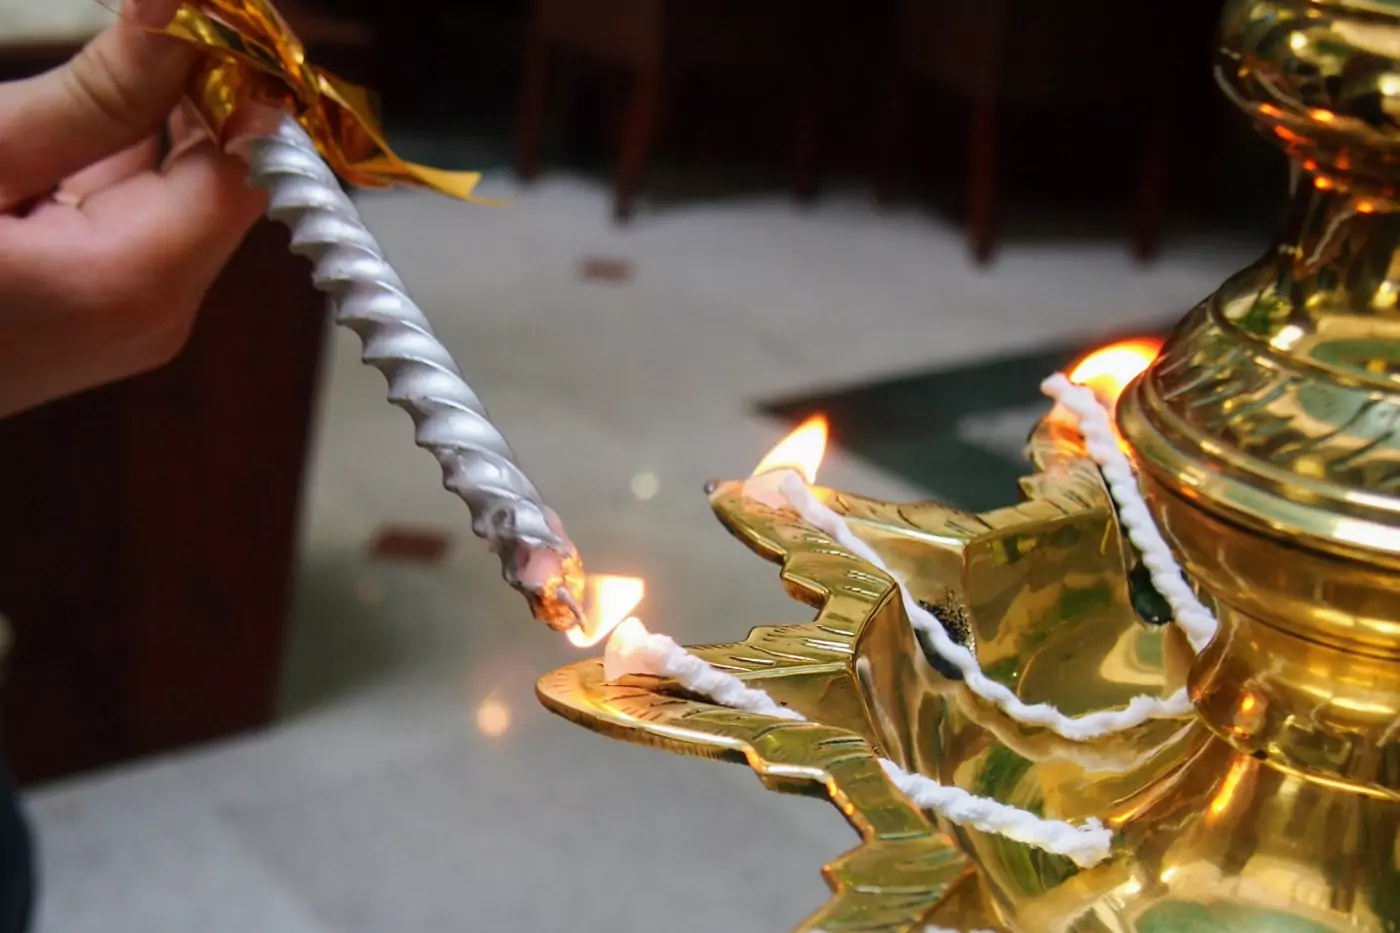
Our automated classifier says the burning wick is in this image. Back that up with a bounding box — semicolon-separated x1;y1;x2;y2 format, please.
573;417;1112;866
752;414;827;482
1066;337;1162;408
604;616;658;683
738;408;1196;740
1052;337;1162;454
742;414;827;509
567;574;645;648
604;618;653;683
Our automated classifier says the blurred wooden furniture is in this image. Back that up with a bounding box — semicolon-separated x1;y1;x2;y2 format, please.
0;222;327;786
875;0;1186;264
281;1;378;87
0;8;377;788
514;0;820;221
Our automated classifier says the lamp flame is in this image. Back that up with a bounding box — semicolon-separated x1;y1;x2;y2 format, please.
567;574;645;648
1068;338;1164;406
602;617;652;681
753;415;828;484
612;617;649;650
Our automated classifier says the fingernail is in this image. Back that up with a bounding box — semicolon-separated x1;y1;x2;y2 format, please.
125;0;180;29
220;103;285;152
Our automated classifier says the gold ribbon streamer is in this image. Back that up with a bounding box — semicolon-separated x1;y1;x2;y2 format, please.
165;0;484;200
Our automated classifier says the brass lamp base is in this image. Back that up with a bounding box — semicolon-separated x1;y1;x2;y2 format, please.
539;419;1196;933
540;1;1400;929
540;413;1395;933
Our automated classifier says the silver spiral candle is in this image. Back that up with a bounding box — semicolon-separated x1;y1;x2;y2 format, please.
242;116;584;631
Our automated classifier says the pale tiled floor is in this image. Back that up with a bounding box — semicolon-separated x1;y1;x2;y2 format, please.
25;174;1261;933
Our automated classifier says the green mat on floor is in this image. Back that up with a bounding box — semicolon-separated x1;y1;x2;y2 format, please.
758;336;1157;512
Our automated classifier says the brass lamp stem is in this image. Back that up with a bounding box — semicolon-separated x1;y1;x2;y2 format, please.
1120;0;1400;799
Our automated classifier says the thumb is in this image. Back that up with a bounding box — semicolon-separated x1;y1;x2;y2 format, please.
0;0;196;212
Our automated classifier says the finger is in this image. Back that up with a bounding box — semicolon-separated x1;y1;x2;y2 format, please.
220;103;286;149
164;98;214;168
82;138;266;298
0;138;266;399
57;136;161;203
133;0;183;25
0;0;195;212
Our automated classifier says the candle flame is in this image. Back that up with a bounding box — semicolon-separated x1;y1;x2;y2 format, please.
567;574;645;648
1068;338;1163;406
753;415;828;484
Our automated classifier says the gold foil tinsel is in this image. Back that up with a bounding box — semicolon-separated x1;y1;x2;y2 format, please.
166;0;483;200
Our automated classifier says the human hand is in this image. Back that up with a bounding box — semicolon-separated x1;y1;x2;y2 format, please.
0;0;268;417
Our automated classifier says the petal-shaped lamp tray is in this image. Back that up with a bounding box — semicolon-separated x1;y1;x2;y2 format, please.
539;481;979;932
538;423;1195;932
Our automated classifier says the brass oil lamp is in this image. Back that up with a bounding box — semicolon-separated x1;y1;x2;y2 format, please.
538;2;1400;930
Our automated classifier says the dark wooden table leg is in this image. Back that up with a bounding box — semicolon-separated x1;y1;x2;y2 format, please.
1134;109;1168;263
793;69;821;204
0;220;326;785
116;224;327;757
874;75;908;205
614;67;663;223
969;96;998;265
371;0;424;113
516;30;551;182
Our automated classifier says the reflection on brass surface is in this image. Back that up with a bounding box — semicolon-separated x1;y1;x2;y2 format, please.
539;481;977;933
1122;0;1400;797
540;1;1400;929
539;428;1189;932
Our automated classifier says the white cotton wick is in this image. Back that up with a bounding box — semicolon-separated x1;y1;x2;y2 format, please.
879;760;1112;868
603;618;651;682
740;470;792;510
600;618;1114;864
603;619;804;720
1040;374;1219;654
774;473;1191;739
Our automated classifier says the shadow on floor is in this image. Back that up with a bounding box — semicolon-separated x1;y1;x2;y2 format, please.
277;550;414;718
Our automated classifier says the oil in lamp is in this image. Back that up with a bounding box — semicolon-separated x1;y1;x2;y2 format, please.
537;1;1400;930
